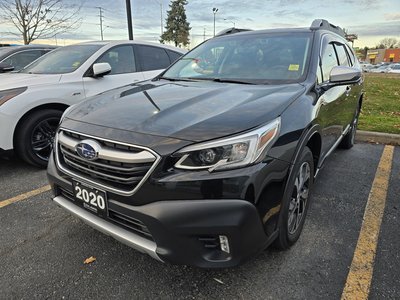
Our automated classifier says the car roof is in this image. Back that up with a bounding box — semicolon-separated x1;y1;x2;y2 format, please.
76;40;186;53
215;27;312;38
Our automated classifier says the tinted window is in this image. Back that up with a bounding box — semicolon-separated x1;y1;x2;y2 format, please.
3;50;42;71
334;44;349;67
345;44;355;66
97;45;136;75
167;50;182;63
320;43;338;82
21;44;102;74
137;45;171;71
164;33;312;83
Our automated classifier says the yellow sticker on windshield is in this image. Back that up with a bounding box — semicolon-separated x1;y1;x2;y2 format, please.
288;64;300;71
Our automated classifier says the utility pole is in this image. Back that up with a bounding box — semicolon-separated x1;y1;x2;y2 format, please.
203;27;206;41
95;6;104;40
155;0;163;37
125;0;134;40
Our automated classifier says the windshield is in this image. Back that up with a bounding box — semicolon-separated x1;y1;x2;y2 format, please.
21;44;102;74
163;32;312;84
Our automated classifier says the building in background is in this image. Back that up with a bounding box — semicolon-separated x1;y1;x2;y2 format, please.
383;49;400;63
366;49;386;64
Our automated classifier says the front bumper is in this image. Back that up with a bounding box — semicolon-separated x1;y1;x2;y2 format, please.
0;111;17;151
48;157;271;268
51;193;268;268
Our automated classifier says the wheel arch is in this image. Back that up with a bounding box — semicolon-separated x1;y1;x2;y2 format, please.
13;102;69;147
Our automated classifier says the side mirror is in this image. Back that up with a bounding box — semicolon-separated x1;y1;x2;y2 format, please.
0;62;15;73
92;62;111;77
329;66;361;85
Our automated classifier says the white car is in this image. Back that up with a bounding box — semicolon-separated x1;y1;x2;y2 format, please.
0;41;185;166
387;64;400;73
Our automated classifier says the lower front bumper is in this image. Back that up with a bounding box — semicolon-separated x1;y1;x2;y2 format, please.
51;191;269;267
53;195;162;262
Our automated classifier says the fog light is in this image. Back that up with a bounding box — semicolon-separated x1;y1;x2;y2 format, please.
219;235;230;253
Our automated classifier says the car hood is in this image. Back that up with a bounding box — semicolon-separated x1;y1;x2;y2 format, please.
66;80;305;142
0;73;61;90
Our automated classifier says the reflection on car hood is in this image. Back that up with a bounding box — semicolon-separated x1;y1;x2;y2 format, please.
67;80;305;142
0;73;61;90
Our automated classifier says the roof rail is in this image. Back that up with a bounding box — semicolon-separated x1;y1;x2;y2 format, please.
215;27;252;37
310;19;345;38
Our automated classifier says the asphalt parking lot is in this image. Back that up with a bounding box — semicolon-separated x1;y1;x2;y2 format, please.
0;143;399;299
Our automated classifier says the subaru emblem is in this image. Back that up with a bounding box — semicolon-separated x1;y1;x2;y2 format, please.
75;140;101;161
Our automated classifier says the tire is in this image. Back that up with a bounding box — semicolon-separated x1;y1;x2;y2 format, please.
274;146;314;250
339;106;360;149
15;109;63;167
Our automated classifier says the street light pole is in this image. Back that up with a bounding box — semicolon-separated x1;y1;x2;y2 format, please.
125;0;134;40
212;7;218;37
223;18;235;28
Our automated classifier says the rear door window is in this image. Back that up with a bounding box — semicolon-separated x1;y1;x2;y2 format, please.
166;50;182;63
137;45;171;71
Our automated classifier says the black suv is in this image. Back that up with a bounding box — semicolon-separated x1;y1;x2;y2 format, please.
47;20;363;268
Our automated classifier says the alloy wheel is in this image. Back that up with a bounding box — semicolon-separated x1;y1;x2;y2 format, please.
288;161;311;235
31;117;59;161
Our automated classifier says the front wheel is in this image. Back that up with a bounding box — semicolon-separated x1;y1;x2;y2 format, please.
274;146;314;250
339;106;360;149
15;109;63;167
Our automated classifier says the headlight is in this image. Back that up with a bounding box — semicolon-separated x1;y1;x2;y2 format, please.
0;87;27;106
174;118;280;172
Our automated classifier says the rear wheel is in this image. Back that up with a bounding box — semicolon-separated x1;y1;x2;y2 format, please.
274;146;314;250
15;109;62;167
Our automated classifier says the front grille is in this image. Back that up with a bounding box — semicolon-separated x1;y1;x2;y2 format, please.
108;209;153;240
56;129;160;195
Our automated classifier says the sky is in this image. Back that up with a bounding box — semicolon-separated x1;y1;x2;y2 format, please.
1;0;400;48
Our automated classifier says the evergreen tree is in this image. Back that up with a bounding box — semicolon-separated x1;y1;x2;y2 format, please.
160;0;191;47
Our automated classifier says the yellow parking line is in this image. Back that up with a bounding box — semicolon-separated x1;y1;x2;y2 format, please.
0;185;51;208
341;145;394;300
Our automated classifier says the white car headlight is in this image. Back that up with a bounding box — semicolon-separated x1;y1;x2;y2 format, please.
174;118;280;172
0;87;27;106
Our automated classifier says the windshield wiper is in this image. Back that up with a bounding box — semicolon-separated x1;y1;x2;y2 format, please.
156;76;196;82
187;77;257;85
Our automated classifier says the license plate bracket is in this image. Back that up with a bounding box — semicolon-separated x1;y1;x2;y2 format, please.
72;180;108;218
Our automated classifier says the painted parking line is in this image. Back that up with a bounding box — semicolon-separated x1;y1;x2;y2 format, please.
0;185;51;209
341;145;394;300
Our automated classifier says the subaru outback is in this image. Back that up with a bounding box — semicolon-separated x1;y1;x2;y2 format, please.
47;20;363;268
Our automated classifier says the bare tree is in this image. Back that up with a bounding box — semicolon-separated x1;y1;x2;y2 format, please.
376;37;399;49
0;0;81;44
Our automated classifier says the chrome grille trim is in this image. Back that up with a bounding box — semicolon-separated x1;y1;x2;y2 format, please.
58;131;156;163
55;128;161;196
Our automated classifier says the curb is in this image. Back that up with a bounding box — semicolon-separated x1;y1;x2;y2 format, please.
356;130;400;146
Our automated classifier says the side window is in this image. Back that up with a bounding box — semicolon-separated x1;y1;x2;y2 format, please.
345;44;355;66
334;44;350;67
320;43;338;82
166;50;182;63
97;45;136;75
137;45;171;71
2;50;42;71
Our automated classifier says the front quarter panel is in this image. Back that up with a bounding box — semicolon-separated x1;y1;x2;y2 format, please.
0;81;85;150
